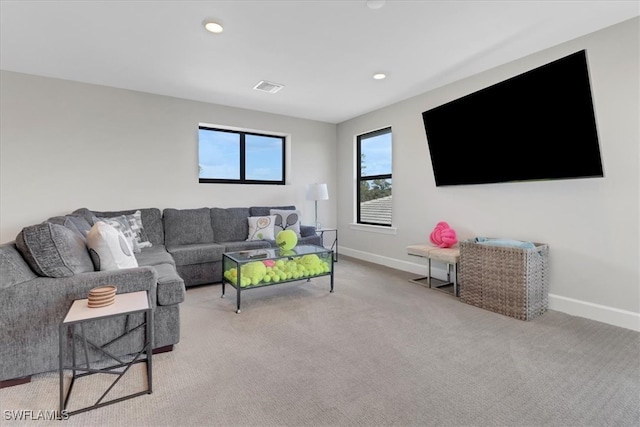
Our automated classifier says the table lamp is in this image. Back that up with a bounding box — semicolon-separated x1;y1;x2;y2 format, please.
306;183;329;230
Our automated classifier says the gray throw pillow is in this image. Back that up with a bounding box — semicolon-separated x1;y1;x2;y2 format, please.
46;214;93;243
15;222;95;277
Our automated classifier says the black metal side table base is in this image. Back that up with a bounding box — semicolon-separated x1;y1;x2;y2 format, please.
59;291;153;417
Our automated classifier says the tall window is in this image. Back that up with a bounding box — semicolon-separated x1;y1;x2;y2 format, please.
198;126;285;185
357;127;392;226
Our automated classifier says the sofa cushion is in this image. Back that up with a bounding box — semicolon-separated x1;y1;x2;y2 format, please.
167;243;225;266
300;224;318;238
270;209;301;237
150;263;186;306
223;240;271;253
74;208;163;246
250;205;295;217
135;245;175;267
163;208;214;246
87;222;139;271
210;207;250;242
247;215;277;241
0;243;38;288
15;223;94;278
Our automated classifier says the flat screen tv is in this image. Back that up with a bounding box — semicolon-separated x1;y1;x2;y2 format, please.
422;50;603;186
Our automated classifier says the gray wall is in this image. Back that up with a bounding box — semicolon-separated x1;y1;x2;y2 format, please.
1;18;637;330
0;72;338;244
336;18;639;330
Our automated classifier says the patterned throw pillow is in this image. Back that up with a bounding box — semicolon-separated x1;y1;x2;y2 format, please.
94;210;151;250
270;209;301;237
124;210;152;249
247;216;276;241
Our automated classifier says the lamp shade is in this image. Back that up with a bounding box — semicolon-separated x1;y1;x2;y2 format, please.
306;183;329;201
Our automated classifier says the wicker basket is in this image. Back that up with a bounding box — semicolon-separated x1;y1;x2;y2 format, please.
459;240;549;320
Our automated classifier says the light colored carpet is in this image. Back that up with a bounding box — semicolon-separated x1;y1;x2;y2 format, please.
2;256;639;427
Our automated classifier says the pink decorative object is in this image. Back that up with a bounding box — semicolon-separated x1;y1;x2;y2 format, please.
429;221;458;248
263;260;275;267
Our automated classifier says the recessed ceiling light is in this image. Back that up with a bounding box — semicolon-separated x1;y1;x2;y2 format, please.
203;21;224;34
373;73;386;80
366;0;386;10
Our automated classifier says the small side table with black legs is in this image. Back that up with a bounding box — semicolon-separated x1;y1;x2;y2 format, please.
59;290;153;417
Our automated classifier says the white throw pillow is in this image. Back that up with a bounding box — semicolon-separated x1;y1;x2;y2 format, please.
247;216;276;241
270;209;301;237
87;221;138;271
95;215;141;253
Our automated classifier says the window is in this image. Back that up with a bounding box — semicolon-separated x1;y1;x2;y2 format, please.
357;127;392;226
198;126;285;184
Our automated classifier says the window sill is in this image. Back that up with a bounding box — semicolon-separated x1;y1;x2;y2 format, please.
349;223;397;235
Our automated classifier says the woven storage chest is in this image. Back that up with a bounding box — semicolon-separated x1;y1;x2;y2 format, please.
459;240;549;320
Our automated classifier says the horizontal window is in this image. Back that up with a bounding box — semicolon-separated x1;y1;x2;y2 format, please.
198;126;285;185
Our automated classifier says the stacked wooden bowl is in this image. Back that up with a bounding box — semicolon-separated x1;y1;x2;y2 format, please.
88;285;117;308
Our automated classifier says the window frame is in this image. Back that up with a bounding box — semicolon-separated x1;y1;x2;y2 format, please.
356;127;392;227
198;125;286;185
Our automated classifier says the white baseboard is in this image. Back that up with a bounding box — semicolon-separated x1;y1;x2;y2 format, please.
548;294;640;332
340;247;640;332
340;246;452;281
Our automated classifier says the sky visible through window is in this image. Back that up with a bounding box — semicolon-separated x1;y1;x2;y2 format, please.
361;132;392;176
199;129;283;180
246;134;283;180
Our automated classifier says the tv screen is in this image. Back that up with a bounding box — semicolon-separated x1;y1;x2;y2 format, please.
422;50;604;186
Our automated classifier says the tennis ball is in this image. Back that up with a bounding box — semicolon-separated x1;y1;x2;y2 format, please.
276;230;298;250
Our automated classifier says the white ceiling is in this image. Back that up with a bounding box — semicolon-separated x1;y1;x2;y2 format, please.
1;1;638;124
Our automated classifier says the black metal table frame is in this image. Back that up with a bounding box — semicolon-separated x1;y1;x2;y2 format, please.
317;228;338;262
222;245;334;313
59;292;153;417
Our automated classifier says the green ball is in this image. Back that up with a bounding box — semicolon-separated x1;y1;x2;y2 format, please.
276;230;298;250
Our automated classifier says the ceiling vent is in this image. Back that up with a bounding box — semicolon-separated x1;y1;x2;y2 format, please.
253;80;284;93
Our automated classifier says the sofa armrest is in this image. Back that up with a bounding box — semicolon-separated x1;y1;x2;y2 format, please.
300;225;317;238
0;267;159;382
9;267;160;309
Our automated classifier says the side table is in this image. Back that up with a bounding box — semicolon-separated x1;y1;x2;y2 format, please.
317;228;338;262
59;290;153;416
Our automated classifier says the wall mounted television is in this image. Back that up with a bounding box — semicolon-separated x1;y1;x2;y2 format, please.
422;50;604;187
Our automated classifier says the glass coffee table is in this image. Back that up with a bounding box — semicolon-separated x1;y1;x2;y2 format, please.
222;245;334;313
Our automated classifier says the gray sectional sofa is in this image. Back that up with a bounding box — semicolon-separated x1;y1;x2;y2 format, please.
0;204;321;386
161;206;321;287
